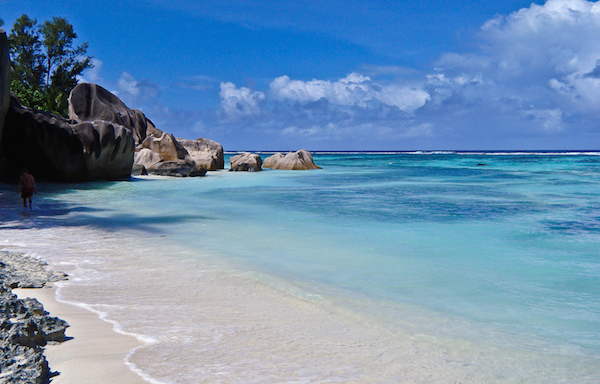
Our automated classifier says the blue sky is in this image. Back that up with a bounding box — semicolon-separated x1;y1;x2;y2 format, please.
3;0;600;150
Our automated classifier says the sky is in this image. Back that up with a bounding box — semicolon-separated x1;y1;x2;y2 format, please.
2;0;600;151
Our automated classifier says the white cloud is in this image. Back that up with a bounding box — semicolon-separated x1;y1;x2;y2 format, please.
76;59;104;85
526;108;565;133
425;0;600;141
116;72;161;107
479;0;600;81
270;73;430;113
219;82;265;117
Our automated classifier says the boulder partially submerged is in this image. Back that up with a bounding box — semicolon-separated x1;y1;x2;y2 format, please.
263;149;321;170
230;152;263;172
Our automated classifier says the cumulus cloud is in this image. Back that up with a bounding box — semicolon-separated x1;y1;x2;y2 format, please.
478;0;600;84
270;73;430;113
76;59;104;85
219;82;265;117
421;0;600;145
214;0;600;149
116;72;161;107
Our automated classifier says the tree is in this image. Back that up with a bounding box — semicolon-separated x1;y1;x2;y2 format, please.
8;15;92;116
8;15;44;99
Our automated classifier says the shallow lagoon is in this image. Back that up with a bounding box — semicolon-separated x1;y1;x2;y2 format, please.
2;152;600;383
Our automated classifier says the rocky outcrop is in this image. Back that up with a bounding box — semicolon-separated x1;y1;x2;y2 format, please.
146;160;207;177
2;95;135;182
263;153;284;169
0;251;67;289
2;78;224;179
263;149;321;170
0;251;69;384
69;83;154;145
69;83;224;176
230;152;263;172
0;30;10;144
177;137;224;171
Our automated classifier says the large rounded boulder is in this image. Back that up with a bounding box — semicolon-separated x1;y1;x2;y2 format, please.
263;149;321;170
230;152;262;172
177;137;224;171
141;133;189;162
68;83;153;144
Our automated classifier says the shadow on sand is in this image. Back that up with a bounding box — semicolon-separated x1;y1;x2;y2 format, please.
0;178;213;234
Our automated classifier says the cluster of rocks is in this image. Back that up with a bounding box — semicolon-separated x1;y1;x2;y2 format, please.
229;149;321;172
69;83;224;178
0;29;224;182
0;29;320;182
0;251;69;384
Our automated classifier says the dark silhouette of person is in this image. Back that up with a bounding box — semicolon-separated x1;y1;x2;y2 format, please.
17;169;37;209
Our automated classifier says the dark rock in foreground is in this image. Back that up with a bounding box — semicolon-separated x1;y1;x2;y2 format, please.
229;152;263;172
2;95;135;182
263;149;321;170
0;251;69;384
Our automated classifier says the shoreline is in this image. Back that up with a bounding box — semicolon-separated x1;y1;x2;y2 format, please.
0;248;148;384
13;285;148;384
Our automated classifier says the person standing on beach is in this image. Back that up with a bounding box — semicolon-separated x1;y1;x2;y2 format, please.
17;169;37;209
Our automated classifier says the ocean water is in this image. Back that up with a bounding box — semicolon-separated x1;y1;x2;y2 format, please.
1;152;600;383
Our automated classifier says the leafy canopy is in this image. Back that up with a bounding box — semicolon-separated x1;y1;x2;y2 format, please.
7;15;93;116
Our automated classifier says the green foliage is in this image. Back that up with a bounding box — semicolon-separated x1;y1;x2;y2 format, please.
7;14;93;117
10;79;45;109
8;15;44;90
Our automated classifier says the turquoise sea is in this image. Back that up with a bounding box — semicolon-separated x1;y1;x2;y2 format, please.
2;152;600;383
